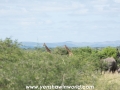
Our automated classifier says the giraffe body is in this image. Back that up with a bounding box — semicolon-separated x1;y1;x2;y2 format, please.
43;43;51;53
64;45;73;56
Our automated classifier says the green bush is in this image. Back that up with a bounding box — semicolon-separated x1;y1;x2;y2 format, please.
52;47;68;55
1;39;120;90
0;38;23;62
98;47;117;59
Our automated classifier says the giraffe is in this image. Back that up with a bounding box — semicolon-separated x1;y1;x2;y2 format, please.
43;43;51;53
64;45;73;56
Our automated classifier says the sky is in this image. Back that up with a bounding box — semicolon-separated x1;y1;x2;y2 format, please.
0;0;120;43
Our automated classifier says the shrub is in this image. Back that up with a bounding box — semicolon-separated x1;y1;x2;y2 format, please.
0;38;23;62
52;47;68;55
98;47;117;59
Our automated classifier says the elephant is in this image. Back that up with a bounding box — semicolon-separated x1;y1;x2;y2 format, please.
101;57;117;73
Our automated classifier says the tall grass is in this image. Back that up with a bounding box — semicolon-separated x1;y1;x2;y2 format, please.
96;73;120;90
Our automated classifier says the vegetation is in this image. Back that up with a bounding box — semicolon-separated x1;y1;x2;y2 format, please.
0;38;120;90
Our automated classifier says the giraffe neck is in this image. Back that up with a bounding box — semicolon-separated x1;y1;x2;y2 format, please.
65;45;73;56
44;44;51;53
65;45;71;52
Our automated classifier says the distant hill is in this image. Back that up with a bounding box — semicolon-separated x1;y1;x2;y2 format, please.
21;40;120;48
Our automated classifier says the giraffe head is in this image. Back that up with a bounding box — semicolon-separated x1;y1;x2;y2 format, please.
43;43;46;46
64;45;67;48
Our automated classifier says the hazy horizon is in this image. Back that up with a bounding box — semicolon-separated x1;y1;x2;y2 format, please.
0;0;120;43
21;40;120;43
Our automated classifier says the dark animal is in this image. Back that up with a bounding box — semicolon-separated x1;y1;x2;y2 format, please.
101;57;117;73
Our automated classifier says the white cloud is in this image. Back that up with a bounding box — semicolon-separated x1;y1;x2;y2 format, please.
32;6;70;12
114;0;120;3
45;20;52;24
0;0;120;42
71;1;85;9
73;9;88;15
92;0;108;4
0;7;29;16
93;4;110;12
20;21;35;26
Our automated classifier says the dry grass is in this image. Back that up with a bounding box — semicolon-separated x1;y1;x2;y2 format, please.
95;72;120;90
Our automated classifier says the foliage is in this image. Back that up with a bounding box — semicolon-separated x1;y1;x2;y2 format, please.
0;38;23;62
0;39;120;90
52;47;68;55
98;47;117;59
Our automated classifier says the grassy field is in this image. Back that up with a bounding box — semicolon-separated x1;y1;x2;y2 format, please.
96;73;120;90
0;38;120;90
